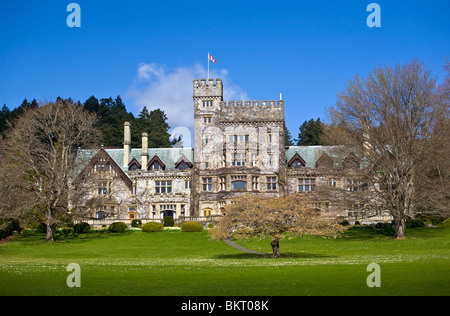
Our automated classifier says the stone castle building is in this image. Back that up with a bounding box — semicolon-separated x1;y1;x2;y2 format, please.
75;78;390;225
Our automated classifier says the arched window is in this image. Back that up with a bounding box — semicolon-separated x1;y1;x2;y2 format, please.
96;211;107;219
231;180;247;190
203;209;212;216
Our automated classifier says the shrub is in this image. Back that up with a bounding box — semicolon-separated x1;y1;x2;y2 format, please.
0;218;20;239
163;216;174;227
406;218;425;228
108;222;128;233
340;220;350;226
181;221;203;232
142;222;164;232
441;219;450;228
131;219;142;228
37;222;47;234
207;223;214;229
74;222;91;234
354;221;361;226
374;222;385;229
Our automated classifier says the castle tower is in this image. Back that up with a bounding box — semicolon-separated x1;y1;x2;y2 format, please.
191;78;286;217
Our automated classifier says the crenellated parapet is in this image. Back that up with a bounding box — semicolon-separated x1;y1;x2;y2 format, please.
219;99;284;122
193;78;223;99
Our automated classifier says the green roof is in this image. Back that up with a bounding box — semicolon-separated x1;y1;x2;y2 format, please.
285;146;351;168
106;147;194;170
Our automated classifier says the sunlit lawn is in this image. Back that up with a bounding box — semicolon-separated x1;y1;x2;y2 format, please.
0;226;449;296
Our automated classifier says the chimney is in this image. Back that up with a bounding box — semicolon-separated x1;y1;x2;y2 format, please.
141;132;148;170
123;121;131;167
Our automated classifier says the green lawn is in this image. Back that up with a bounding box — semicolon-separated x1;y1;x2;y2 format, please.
0;227;449;296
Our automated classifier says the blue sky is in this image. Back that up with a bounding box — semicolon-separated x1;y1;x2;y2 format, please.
0;0;449;138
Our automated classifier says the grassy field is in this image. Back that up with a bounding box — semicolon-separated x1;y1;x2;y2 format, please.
0;226;449;296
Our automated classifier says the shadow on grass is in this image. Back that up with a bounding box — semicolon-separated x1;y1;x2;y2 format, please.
213;252;333;260
340;226;395;240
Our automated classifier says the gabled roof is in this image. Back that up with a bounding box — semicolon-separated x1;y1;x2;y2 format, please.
315;152;334;168
174;155;193;168
104;148;194;171
128;158;141;169
75;148;132;188
147;155;166;169
287;153;306;167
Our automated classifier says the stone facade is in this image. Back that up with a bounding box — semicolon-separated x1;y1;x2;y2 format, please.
75;78;391;225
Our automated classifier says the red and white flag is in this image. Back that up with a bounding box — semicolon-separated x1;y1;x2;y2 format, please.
208;53;217;63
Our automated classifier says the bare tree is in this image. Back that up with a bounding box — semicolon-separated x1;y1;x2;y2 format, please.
327;59;447;238
0;100;99;241
209;194;345;258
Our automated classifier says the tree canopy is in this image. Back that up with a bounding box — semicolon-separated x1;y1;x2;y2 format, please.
209;194;345;258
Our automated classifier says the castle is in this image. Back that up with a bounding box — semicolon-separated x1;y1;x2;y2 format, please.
75;78;391;225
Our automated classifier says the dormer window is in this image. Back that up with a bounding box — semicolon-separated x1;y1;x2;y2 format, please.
147;155;166;171
174;155;193;171
288;153;306;169
128;158;141;171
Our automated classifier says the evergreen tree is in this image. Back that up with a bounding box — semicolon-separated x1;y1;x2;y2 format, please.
296;118;324;146
147;108;172;148
0;104;12;136
284;125;294;146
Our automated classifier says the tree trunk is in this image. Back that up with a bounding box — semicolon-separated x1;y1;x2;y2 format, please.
393;217;406;239
46;222;55;242
271;238;281;258
45;209;55;242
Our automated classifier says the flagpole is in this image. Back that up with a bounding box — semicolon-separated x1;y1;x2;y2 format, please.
207;52;210;80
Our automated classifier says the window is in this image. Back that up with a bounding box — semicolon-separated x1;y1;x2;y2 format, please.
252;176;259;190
219;177;226;191
96;160;110;172
231;153;246;166
346;179;366;192
203;116;212;124
202;177;212;191
268;134;273;144
231;180;246;190
328;179;337;187
268;154;274;167
130;163;139;171
266;177;277;191
184;180;191;190
228;135;249;143
128;207;136;220
251;154;258;167
204;155;210;169
203;209;212;216
155;180;172;194
150;162;162;170
96;206;107;219
178;162;189;171
97;182;109;196
298;178;316;192
202;100;213;107
291;159;304;169
159;204;176;211
231;176;246;191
